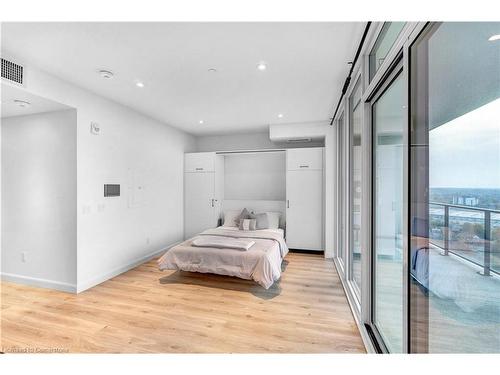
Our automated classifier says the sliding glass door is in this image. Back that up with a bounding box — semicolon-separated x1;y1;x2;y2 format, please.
349;78;363;298
372;68;405;353
410;22;500;353
332;21;499;353
337;112;347;269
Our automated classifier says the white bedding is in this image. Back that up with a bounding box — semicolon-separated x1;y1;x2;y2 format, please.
157;226;288;289
192;236;255;251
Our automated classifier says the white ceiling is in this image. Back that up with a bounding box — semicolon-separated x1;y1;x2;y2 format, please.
1;83;71;118
1;22;365;135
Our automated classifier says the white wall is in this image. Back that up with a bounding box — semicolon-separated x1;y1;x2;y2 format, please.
196;131;324;152
1;110;77;291
224;152;286;201
196;132;276;151
76;98;196;292
2;60;197;292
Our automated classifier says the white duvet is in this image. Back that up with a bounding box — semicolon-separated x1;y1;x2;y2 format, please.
157;227;289;289
192;236;255;251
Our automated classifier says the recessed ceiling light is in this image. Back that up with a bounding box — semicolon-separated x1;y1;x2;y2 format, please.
136;81;145;88
257;62;267;71
277;113;284;118
199;120;204;124
99;70;114;79
488;34;500;41
208;68;217;73
14;100;31;108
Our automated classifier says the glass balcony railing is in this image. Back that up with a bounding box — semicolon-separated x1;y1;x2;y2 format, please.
429;202;500;276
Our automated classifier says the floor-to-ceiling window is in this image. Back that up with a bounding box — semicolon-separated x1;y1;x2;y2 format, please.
349;78;363;297
372;69;405;353
333;21;499;353
410;22;500;353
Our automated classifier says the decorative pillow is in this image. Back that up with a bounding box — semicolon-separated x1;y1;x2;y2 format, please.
250;212;269;229
265;212;281;229
236;208;252;223
223;210;242;227
239;218;257;231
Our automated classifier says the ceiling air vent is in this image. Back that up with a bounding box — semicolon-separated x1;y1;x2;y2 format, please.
1;58;24;85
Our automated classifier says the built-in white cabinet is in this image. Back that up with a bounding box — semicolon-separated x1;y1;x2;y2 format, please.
184;152;216;173
184;152;223;239
286;148;323;250
286;147;323;171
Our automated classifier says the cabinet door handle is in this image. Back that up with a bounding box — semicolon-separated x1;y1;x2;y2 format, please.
287;200;290;208
299;165;309;168
195;167;204;171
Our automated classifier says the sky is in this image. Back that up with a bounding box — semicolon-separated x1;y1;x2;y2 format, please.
429;97;500;189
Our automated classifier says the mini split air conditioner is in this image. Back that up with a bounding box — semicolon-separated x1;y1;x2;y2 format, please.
269;123;327;143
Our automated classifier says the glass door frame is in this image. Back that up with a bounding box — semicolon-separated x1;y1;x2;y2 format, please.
367;59;406;353
360;21;425;353
335;109;347;275
347;73;364;302
330;21;428;353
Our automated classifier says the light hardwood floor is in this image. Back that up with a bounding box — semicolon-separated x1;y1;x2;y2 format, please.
1;252;365;353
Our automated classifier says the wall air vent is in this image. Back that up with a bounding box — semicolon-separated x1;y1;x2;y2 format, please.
286;138;312;143
1;58;24;85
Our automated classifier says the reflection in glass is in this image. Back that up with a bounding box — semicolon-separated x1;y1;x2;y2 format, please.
492;213;500;274
410;22;500;353
373;73;404;353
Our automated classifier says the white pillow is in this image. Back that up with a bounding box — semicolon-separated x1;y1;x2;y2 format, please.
264;212;281;229
223;210;241;227
239;218;257;231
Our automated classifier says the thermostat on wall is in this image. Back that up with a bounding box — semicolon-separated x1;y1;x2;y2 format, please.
90;122;101;135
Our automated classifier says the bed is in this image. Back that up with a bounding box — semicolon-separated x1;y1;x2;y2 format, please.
157;226;289;289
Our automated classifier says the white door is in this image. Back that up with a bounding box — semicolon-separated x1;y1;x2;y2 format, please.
286;169;323;250
184;172;216;239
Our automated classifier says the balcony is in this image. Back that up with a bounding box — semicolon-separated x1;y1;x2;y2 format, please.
429;202;500;276
423;202;500;352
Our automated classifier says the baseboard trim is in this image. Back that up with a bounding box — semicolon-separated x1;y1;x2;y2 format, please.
0;272;77;293
76;242;180;293
289;249;324;255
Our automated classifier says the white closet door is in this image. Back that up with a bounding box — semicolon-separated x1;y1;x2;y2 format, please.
286;170;323;250
184;172;216;239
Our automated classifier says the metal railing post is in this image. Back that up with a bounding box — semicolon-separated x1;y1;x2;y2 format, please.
443;204;449;256
480;210;491;276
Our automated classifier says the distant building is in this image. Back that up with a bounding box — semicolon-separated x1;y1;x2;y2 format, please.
465;197;479;206
452;196;479;206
